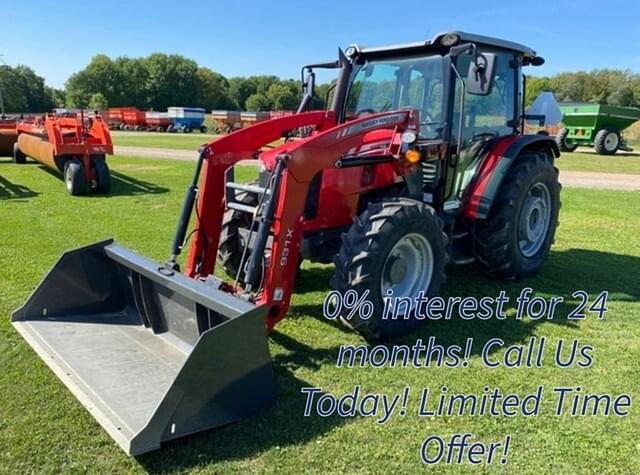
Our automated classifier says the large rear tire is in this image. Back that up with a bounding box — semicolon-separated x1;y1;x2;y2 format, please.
332;198;448;340
594;128;620;155
64;159;87;196
475;151;560;280
217;186;261;281
555;128;577;152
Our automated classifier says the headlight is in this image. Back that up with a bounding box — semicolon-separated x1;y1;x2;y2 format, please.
440;33;460;47
401;130;417;144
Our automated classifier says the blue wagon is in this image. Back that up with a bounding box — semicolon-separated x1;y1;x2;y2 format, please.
167;107;207;133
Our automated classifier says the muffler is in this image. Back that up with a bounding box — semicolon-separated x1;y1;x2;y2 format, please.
12;240;275;455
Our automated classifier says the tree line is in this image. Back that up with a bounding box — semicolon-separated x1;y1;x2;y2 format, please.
1;53;639;114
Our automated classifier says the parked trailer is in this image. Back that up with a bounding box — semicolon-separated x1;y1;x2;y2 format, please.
211;110;290;133
106;107;139;130
14;112;113;195
211;110;242;132
121;109;147;131
556;102;640;155
145;111;171;132
168;107;207;133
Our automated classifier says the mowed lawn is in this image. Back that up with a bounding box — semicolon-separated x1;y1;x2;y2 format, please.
559;148;640;174
0;155;639;473
112;132;640;175
112;131;219;150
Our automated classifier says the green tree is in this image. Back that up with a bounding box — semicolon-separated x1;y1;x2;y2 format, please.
88;92;108;110
228;77;257;110
144;53;200;109
266;83;298;110
196;67;237;110
245;93;271;111
525;76;550;106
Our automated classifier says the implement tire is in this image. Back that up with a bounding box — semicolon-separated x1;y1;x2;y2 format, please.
475;151;560;280
555;128;577;152
13;143;27;164
332;198;448;341
92;157;111;194
594;128;620;155
64;159;88;196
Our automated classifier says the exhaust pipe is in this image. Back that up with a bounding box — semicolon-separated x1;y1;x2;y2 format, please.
12;240;275;455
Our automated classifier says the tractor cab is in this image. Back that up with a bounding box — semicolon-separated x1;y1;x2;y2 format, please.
301;32;547;211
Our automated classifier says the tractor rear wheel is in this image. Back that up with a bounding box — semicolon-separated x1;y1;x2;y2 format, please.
332;198;448;340
12;143;27;164
92;157;111;194
217;185;261;282
475;151;560;280
594;128;620;155
64;159;88;196
555;128;577;152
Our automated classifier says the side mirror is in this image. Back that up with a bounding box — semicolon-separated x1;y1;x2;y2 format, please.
467;52;497;96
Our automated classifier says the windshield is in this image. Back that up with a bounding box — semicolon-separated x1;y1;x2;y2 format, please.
346;55;446;139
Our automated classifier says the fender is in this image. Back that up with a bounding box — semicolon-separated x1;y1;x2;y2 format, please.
463;134;559;219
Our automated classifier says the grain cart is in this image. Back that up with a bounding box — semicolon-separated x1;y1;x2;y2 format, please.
168;107;207;133
122;109;147;130
13;32;560;455
106;107;139;130
556;102;640;154
13;111;113;195
211;110;242;133
145;111;172;132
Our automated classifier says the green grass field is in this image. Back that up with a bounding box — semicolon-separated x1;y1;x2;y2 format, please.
111;132;640;175
112;131;219;150
0;155;639;473
559;148;640;174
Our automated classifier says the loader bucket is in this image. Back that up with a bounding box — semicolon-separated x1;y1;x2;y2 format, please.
11;240;275;455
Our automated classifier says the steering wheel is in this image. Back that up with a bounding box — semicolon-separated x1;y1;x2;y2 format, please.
356;108;377;117
472;131;498;141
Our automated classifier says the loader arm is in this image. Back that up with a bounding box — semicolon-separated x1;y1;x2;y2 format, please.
185;111;336;276
186;109;419;329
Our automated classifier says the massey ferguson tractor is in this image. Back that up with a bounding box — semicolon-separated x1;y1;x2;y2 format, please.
13;32;560;454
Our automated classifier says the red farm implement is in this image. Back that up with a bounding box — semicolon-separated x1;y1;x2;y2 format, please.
14;111;113;194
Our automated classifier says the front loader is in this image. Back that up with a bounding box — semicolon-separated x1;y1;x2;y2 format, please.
12;31;561;454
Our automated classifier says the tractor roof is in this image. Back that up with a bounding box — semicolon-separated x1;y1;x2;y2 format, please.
351;31;538;60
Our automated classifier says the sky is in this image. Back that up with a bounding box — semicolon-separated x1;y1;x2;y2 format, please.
3;0;640;89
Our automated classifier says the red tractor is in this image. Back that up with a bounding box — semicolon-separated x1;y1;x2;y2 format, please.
13;32;560;454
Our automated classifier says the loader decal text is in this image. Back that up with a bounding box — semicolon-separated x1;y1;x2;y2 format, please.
279;228;295;267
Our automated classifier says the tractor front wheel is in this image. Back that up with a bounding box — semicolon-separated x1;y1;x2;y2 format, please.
12;143;27;164
475;152;560;280
594;128;620;155
64;159;88;196
555;128;577;152
332;198;448;340
217;186;261;282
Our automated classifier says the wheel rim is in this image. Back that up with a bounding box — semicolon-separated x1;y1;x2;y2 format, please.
64;166;73;191
604;132;619;151
380;233;434;309
518;182;552;257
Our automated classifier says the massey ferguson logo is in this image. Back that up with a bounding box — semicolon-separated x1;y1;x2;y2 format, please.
280;228;295;267
335;113;406;139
